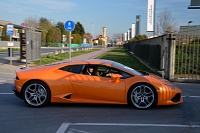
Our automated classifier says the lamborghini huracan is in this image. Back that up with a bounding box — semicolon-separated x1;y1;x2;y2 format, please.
12;59;183;109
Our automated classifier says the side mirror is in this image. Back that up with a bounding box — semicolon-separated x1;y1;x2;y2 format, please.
111;74;122;82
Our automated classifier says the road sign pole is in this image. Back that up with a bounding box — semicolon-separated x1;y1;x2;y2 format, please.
6;24;14;70
10;35;12;70
69;31;71;62
64;20;75;62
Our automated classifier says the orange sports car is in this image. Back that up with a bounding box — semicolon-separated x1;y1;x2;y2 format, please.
12;59;183;109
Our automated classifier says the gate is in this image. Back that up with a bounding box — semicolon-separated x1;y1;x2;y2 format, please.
169;32;200;83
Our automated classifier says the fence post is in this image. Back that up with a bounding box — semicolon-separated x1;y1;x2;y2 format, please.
166;33;176;80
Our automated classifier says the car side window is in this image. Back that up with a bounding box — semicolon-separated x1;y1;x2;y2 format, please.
110;68;120;74
97;65;132;79
121;71;133;79
97;66;119;78
59;65;83;74
97;66;108;77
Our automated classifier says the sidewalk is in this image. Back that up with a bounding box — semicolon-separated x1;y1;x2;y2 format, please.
0;48;110;73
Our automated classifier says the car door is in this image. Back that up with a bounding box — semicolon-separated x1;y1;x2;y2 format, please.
70;65;126;102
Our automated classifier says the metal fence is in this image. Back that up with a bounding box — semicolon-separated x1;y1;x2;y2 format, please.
124;33;200;83
124;35;167;76
171;33;200;82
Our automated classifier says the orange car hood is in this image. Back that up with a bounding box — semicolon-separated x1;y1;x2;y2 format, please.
142;73;177;87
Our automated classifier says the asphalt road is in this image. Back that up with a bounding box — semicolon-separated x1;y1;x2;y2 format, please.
0;71;200;133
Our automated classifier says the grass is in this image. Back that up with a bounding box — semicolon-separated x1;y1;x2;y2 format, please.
32;48;102;66
0;48;20;52
96;48;155;73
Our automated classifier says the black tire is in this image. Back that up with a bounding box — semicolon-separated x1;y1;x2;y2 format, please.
128;83;157;109
22;81;51;107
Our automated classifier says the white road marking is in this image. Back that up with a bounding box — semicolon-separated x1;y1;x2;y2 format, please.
0;80;7;82
71;123;200;128
182;96;200;98
0;93;14;94
56;123;200;133
0;78;14;80
0;72;14;75
69;128;93;133
56;123;70;133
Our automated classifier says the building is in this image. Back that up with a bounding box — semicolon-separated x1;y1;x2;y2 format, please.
0;20;20;41
83;33;93;44
92;27;108;46
179;25;200;34
135;15;141;36
101;27;107;46
131;23;135;38
188;0;200;9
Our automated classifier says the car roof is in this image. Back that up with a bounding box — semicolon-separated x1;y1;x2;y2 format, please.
66;59;114;66
47;59;115;68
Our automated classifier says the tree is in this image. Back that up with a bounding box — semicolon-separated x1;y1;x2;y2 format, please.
76;34;82;44
72;22;85;37
46;28;54;43
24;16;38;30
1;26;10;41
38;17;53;43
157;8;178;34
72;33;82;44
41;31;46;42
128;34;148;42
38;17;52;32
113;33;122;44
46;27;61;43
62;30;69;43
54;28;61;43
56;21;69;43
56;21;65;33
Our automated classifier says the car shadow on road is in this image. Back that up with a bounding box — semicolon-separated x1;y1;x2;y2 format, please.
48;102;182;111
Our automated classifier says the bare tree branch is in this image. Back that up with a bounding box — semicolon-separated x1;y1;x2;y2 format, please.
157;8;179;34
24;16;38;30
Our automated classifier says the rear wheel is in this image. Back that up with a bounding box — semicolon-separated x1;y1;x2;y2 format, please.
128;84;157;109
22;81;50;107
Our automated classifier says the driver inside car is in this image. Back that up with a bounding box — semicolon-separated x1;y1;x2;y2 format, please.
101;68;111;77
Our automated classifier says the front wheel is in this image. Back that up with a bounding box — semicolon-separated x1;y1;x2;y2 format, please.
128;84;157;109
22;81;50;107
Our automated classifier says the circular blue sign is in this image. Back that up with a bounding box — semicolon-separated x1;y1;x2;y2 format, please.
64;20;75;32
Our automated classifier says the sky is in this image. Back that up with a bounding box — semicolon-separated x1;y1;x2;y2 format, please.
0;0;200;38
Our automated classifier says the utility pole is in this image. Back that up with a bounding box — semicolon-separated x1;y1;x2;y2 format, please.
92;22;94;48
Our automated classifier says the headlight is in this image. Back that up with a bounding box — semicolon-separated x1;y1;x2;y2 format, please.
165;84;175;89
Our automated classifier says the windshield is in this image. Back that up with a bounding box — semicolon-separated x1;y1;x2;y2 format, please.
112;62;143;76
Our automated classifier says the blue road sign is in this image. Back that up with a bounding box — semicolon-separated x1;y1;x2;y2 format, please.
6;24;14;36
64;20;75;32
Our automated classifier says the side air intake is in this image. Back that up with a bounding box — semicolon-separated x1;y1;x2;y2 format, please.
64;94;72;99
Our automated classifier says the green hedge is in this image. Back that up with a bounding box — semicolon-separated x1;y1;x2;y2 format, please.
41;42;63;47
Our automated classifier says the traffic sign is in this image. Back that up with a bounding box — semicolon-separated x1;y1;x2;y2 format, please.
64;20;75;31
6;24;14;36
21;22;26;27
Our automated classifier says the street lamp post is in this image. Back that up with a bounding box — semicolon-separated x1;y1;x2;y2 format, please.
187;21;193;44
92;22;94;48
186;21;192;78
